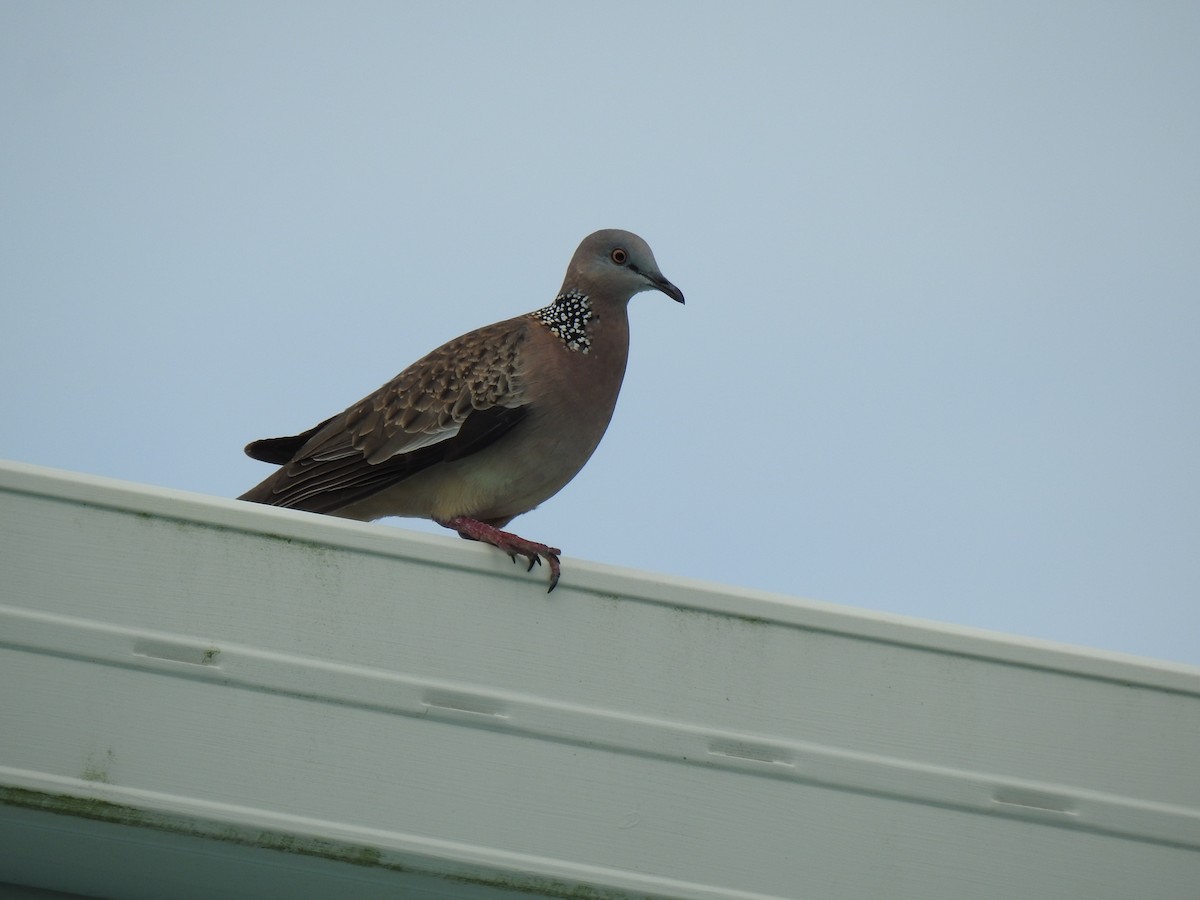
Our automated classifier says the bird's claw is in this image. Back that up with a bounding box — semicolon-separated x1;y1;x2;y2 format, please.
441;516;563;591
508;552;540;571
499;538;560;590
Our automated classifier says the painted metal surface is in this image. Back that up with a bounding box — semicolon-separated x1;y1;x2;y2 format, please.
2;460;1198;899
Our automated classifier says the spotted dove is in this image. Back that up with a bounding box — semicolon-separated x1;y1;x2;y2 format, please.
239;229;684;591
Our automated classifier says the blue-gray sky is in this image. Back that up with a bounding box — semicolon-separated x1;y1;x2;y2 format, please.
3;3;1197;665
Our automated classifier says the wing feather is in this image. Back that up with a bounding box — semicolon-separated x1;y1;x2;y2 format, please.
240;317;532;512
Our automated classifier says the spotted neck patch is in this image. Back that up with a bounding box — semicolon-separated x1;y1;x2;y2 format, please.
533;289;593;353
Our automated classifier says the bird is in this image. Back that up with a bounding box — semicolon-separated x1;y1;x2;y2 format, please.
239;229;684;591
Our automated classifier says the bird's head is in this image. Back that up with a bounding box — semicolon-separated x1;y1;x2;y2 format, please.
565;229;685;306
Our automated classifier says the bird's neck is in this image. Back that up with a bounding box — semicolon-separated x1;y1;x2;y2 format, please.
532;289;596;354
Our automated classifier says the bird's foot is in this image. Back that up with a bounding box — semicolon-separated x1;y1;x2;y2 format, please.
438;516;562;592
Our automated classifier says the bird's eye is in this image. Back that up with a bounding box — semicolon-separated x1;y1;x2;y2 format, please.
611;248;628;265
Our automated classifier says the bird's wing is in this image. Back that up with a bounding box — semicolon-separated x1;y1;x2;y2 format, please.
240;317;532;513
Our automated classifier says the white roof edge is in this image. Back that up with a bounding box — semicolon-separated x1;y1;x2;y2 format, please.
3;457;1196;692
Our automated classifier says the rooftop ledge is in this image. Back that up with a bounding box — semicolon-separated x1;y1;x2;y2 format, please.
2;458;1199;900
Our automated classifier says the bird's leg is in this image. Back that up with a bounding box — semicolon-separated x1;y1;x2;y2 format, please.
437;516;562;592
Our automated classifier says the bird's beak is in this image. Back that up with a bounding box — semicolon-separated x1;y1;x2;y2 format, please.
628;262;685;304
649;273;685;305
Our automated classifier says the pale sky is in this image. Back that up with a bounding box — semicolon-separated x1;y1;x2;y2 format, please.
3;3;1197;665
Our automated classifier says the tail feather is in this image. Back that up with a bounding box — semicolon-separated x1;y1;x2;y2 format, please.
243;415;336;464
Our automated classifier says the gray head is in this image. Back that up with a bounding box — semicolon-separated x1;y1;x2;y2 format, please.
562;229;685;306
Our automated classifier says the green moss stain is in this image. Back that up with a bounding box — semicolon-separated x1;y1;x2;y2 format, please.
2;786;141;825
81;748;115;783
0;786;647;899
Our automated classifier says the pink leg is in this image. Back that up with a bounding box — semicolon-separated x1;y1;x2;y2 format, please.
437;516;563;592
